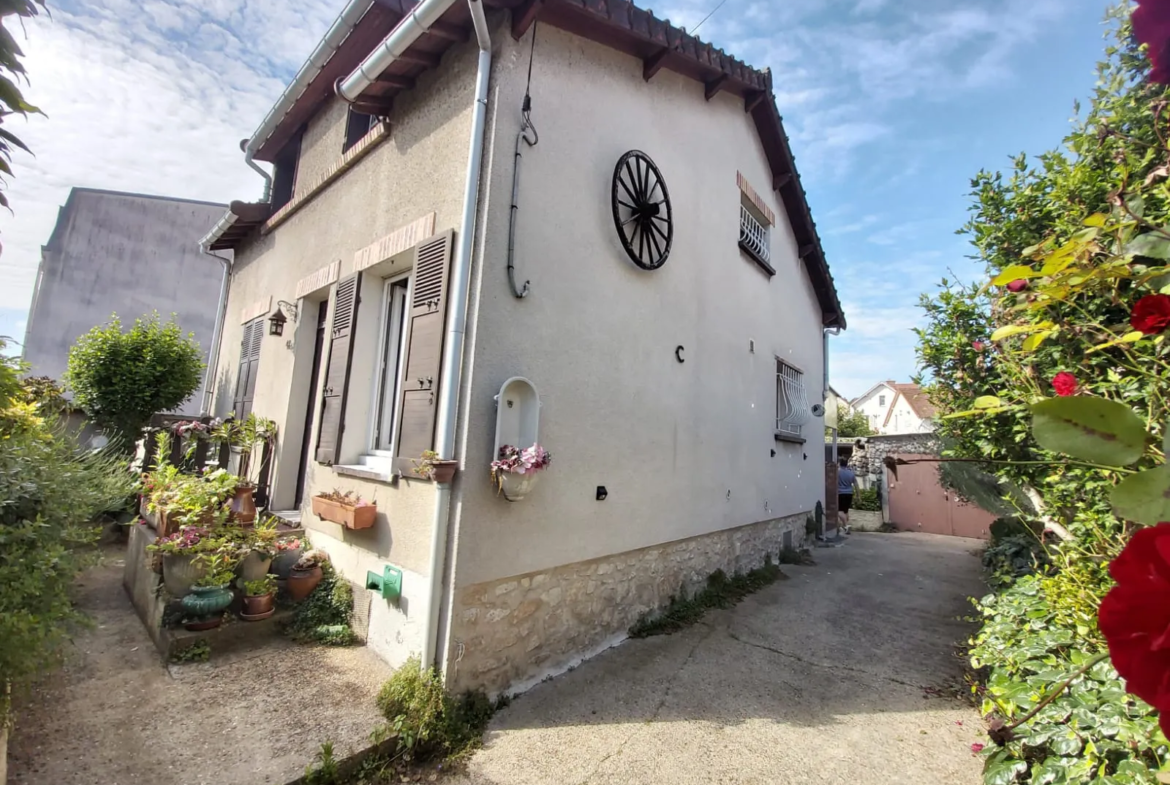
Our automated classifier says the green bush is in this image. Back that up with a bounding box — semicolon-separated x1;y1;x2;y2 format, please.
981;533;1048;588
852;487;880;512
286;563;356;646
375;655;494;761
66;313;204;450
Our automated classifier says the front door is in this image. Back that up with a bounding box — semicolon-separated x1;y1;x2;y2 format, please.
295;302;327;506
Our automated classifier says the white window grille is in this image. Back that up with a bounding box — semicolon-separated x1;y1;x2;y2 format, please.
739;204;770;264
776;360;810;437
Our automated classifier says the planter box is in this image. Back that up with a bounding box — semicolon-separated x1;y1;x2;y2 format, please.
312;495;376;530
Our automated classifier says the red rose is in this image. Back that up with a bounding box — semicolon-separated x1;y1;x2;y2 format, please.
1134;1;1170;83
1131;294;1170;335
1005;279;1028;293
1051;372;1077;397
970;743;984;754
1099;523;1170;736
972;341;985;352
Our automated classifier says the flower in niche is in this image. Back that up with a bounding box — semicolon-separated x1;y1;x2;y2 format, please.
1099;523;1170;736
1131;294;1170;335
1051;372;1078;397
1134;0;1170;83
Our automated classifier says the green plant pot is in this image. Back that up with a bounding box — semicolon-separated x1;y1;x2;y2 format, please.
163;554;207;597
180;584;233;623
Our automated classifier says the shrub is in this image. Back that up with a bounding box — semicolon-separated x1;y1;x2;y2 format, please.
981;533;1048;588
66;313;204;450
852;487;880;512
375;656;494;761
286;563;356;646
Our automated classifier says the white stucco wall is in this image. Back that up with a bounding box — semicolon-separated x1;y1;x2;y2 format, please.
853;384;893;433
446;24;828;590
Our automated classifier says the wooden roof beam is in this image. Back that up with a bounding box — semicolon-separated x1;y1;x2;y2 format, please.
512;0;543;40
744;90;765;113
704;73;730;101
773;172;793;190
643;47;671;81
374;73;416;90
426;21;470;42
396;49;443;68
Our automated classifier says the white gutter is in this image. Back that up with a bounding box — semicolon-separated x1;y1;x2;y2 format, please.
336;0;460;102
421;0;492;672
244;0;378;199
200;251;233;417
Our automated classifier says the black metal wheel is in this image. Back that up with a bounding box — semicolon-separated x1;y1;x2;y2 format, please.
611;150;673;270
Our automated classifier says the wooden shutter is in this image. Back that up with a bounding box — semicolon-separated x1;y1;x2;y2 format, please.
316;273;361;465
233;319;263;419
393;231;454;472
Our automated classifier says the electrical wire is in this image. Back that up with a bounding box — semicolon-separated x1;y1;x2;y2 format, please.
507;23;539;299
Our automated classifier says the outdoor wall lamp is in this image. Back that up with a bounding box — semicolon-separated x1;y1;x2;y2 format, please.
267;300;298;337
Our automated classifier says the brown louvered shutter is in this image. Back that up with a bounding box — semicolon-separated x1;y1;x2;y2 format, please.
316;273;361;465
393;231;454;472
233;319;263;419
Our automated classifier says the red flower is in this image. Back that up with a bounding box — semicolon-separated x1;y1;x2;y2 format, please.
1131;294;1170;336
970;743;984;754
1100;523;1170;736
1005;279;1028;293
1051;372;1078;397
972;341;985;352
1134;1;1170;83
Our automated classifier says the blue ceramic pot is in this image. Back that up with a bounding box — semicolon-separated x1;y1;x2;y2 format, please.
181;584;233;619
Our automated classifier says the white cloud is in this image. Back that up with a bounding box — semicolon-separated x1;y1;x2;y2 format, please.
0;0;339;311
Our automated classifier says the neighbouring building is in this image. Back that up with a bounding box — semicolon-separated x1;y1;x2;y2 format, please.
200;0;845;695
851;381;936;435
23;188;228;415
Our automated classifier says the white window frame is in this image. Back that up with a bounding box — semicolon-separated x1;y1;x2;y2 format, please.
739;201;771;266
878;394;886;406
369;273;411;455
776;359;810;439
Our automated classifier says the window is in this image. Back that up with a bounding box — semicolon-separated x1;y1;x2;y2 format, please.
879;394;886;406
371;276;410;452
344;108;377;153
271;128;304;211
233;318;264;418
739;202;772;270
776;359;810;438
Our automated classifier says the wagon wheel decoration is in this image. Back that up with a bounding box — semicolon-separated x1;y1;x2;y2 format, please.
611;150;673;270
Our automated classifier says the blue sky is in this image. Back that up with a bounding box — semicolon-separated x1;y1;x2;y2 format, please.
0;0;1115;395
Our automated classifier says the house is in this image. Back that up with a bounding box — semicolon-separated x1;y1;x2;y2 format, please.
23;188;229;415
200;0;845;695
825;384;853;430
851;381;935;435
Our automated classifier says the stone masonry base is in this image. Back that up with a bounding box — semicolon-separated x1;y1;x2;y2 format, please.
447;511;810;695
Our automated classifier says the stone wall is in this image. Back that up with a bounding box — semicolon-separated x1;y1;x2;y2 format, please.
446;511;809;695
851;433;940;477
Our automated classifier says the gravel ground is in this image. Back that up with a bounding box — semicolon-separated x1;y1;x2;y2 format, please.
7;546;391;785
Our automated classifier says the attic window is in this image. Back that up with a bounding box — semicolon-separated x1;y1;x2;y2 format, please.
344;108;377;153
736;172;776;276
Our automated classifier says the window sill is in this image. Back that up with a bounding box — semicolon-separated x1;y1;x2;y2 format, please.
739;241;776;277
774;432;806;445
332;464;398;485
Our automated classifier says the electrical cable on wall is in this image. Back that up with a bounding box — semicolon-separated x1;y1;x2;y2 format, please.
507;23;539;299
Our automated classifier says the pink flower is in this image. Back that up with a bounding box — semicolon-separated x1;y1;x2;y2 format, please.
971;341;984;352
1005;279;1028;293
1051;372;1078;397
970;743;984;754
1134;0;1170;83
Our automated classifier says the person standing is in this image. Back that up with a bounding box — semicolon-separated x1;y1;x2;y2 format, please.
837;456;858;531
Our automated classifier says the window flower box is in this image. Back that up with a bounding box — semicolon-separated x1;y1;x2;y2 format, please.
311;492;376;529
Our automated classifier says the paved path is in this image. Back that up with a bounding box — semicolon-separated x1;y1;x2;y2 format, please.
449;532;988;785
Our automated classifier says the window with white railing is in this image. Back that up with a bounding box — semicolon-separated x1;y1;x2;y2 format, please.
776;359;810;439
740;203;771;267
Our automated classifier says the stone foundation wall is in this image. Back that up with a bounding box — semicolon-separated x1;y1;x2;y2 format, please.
446;511;810;695
849;510;884;532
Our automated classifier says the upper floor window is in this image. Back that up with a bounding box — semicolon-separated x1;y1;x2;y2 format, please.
271;128;304;211
736;172;777;275
344;108;377;153
776;359;810;439
879;394;886;406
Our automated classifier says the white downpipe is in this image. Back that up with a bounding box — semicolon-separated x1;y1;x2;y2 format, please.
421;0;492;672
336;0;460;102
243;0;377;198
200;252;232;417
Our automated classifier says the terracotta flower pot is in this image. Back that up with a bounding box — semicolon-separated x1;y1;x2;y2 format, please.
287;565;323;601
229;484;257;527
163;554;207;597
238;551;273;582
240;592;276;621
311;495;377;530
429;460;458;483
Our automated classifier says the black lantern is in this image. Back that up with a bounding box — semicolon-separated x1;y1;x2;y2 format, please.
267;307;287;336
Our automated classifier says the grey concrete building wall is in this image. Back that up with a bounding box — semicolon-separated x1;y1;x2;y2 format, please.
22;188;228;416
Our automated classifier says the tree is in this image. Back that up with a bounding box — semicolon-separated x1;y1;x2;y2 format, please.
832;405;873;438
66;313;204;449
0;1;48;218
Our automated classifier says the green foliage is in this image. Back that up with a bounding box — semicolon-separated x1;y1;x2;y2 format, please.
17;376;67;414
829;405;874;438
304;741;340;785
66;313;204;450
374;656;495;762
982;534;1048;588
629;557;785;638
170;640;210;664
1030;397;1148;468
852;487;881;512
244;575;276;597
287;563;356;646
0;1;46;216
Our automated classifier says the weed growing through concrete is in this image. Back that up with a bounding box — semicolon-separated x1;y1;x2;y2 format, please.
169;639;210;663
628;556;787;638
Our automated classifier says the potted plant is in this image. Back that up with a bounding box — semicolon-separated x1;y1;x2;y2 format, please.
287;549;328;601
490;443;552;502
311;489;377;530
212;414;277;526
148;526;215;597
411;450;459;483
270;537;304;581
180;552;237;630
236;518;278;581
240;575;277;621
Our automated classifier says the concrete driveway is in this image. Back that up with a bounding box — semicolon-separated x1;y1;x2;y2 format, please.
448;532;988;785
